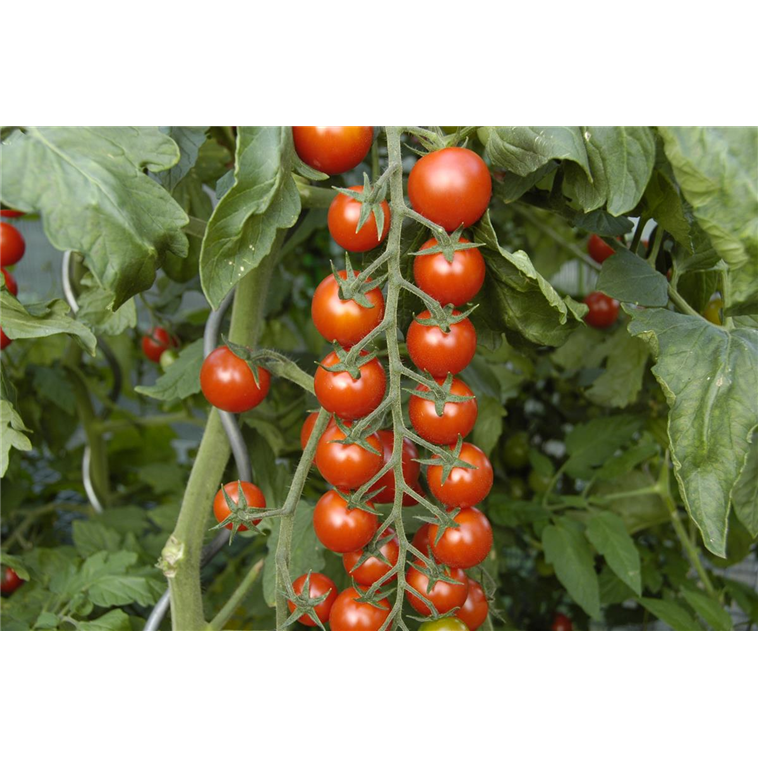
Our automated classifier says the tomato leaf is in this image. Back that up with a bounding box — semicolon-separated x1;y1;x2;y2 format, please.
627;306;758;556
732;435;758;537
75;609;132;631
200;127;300;308
564;414;642;478
76;277;137;336
0;399;32;477
154;126;208;193
542;518;601;619
586;512;642;595
680;587;733;631
638;597;702;630
0;126;189;308
597;248;669;306
586;327;649;409
472;395;507;458
135;339;204;402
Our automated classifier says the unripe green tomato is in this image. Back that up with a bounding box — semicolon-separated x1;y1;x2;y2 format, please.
506;476;528;500
160;349;179;371
528;469;552;494
702;297;723;325
502;431;530;470
419;617;469;631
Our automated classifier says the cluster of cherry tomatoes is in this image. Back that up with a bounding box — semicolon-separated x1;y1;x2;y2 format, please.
1;210;26;350
584;234;620;329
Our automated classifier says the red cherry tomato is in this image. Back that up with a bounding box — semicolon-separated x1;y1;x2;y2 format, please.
405;561;469;616
330;586;391;631
314;350;386;420
311;270;385;347
313;489;378;553
141;327;177;363
213;481;266;531
342;529;399;585
551;613;574;631
368;430;421;504
0;328;11;350
292;126;374;175
328;187;390;253
413;237;485;306
0;222;26;266
300;412;336;450
200;346;270;414
455;578;489;630
406;310;477;377
0;209;25;219
412;523;432;557
427;442;493;509
429;507;493;569
587;234;616;264
314;423;383;491
408;377;478;445
2;267;18;296
408;147;492;231
288;572;338;627
583;291;620;329
1;566;24;595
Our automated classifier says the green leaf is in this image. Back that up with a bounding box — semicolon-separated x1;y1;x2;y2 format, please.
494;162;557;202
30;365;76;414
0;553;30;581
586;512;642;595
586;327;649;408
627;306;758;556
79;551;163;607
472;395;507;458
0;127;189;308
137;462;187;496
542;518;601;619
76;278;137;336
564;415;642;478
135;339;203;402
640;168;692;248
732;435;758;537
597;248;669;306
563;127;656;215
599;566;636;605
0;399;32;476
75;608;132;631
722;578;758;623
0;292;97;355
594;471;668;533
200;127;300;308
638;597;701;630
155;127;208;193
680;588;733;631
72;520;123;558
596;442;659;480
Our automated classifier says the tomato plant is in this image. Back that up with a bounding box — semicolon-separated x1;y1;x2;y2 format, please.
328;187;390;253
429;507;493;569
311;270;384;347
413;237;485;306
288;572;338;627
213;481;266;530
583;291;620;329
292;126;373;175
200;346;271;413
405;561;469;616
141;327;177;363
342;529;399;585
329;587;390;631
312;489;378;553
408;377;478;445
314;350;386;420
406;310;477;377
0;222;25;266
314;423;383;491
408;147;492;231
426;442;494;509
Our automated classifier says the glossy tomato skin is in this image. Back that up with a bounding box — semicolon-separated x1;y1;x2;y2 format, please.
314;423;383;490
408;377;478;445
200;346;270;414
413;237;485;306
288;572;338;627
419;617;468;631
300;412;336;450
0;209;25;219
455;578;489;630
313;489;378;553
1;566;24;595
405;562;469;616
0;328;11;350
328;187;390;253
406;310;477;377
314;350;386;420
427;442;493;509
429;507;493;569
292;127;373;175
703;297;723;325
551;613;574;631
2;267;18;296
587;234;615;264
141;327;177;363
408;147;492;231
412;523;432;557
213;481;266;531
330;586;391;631
0;222;26;266
583;291;620;329
312;270;384;347
369;430;421;504
342;529;399;585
